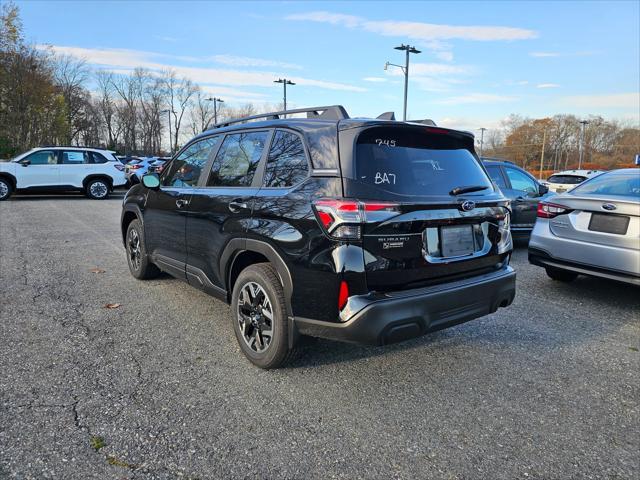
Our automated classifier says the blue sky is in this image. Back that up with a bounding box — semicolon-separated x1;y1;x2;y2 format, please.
17;0;640;130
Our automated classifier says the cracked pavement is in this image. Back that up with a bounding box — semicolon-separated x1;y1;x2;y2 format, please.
1;192;639;479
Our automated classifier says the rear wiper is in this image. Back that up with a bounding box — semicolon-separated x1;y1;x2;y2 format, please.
449;185;489;196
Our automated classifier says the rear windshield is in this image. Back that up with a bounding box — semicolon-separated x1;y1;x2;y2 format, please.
548;174;586;184
570;172;640;198
355;126;492;196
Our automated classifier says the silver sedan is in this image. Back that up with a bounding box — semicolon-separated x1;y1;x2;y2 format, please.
528;168;640;285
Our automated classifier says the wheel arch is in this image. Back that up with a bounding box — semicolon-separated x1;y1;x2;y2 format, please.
0;172;17;190
83;174;113;190
222;239;294;316
121;205;143;245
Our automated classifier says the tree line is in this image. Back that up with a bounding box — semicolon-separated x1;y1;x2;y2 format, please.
481;115;639;177
0;3;277;159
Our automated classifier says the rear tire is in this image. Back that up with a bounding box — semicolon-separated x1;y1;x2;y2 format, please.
231;263;294;369
85;178;110;199
0;177;13;200
545;267;578;282
125;219;160;280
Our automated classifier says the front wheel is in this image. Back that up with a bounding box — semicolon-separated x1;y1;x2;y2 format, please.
125;219;160;280
0;177;13;201
231;264;294;369
545;267;578;282
86;178;110;199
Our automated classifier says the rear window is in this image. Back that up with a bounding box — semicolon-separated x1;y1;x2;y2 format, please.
355;127;492;196
548;175;586;184
570;172;640;198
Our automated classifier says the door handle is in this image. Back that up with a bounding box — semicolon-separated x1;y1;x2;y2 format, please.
176;199;190;208
228;200;248;213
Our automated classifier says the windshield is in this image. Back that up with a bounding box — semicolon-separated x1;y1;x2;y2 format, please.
355;126;492;196
570;172;640;198
548;174;586;184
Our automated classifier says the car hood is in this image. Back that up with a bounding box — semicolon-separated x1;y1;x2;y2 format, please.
0;161;16;173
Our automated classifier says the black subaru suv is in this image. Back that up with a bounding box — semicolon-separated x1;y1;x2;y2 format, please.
121;106;516;368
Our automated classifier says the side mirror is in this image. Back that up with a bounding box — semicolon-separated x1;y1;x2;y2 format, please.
142;173;160;190
538;183;549;196
20;159;30;167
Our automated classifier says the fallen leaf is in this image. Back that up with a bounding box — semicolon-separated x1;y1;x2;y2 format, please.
89;267;106;274
104;303;121;309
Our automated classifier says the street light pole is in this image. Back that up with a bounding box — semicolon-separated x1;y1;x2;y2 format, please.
205;97;224;126
579;120;589;169
479;127;487;157
274;78;295;116
386;44;421;121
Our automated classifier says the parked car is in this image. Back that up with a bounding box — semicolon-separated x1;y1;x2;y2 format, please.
147;157;170;174
125;157;156;184
529;168;640;285
0;146;127;200
541;169;604;193
121;105;516;368
482;158;550;238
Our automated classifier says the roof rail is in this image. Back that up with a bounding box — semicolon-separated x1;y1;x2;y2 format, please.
208;105;350;130
38;144;113;150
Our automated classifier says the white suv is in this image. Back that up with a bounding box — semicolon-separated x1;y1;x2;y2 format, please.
0;147;127;200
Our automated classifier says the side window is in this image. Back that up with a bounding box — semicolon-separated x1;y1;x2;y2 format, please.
90;152;108;164
161;136;221;187
263;130;309;188
505;168;537;194
26;150;57;165
485;165;507;189
207;131;269;187
62;151;90;164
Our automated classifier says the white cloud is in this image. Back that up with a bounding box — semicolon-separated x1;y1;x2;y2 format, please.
435;93;518;105
537;83;560;89
530;52;561;57
363;77;388;82
561;92;640;109
38;44;365;93
286;11;537;41
211;54;303;70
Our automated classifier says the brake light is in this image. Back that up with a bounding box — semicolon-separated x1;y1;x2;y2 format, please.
338;280;349;310
114;164;125;171
537;202;571;219
129;164;142;170
312;199;399;240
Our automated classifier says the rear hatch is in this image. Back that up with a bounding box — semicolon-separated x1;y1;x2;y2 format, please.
339;123;511;292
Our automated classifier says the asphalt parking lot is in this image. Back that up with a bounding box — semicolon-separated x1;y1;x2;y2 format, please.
1;192;638;480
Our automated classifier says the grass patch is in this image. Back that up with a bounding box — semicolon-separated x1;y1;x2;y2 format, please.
629;346;638;352
89;435;106;451
107;455;136;469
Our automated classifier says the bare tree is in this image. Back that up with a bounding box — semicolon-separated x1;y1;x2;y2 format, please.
162;69;197;152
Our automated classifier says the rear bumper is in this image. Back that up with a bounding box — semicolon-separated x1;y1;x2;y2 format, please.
294;265;516;345
529;247;640;286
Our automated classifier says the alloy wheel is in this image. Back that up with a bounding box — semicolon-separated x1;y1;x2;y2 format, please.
237;281;274;353
128;228;141;271
0;181;8;199
90;181;108;198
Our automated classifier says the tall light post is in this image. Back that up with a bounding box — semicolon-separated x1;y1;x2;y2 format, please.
274;78;295;116
160;109;172;155
205;97;224;126
579;120;589;169
385;44;421;121
479;127;487;157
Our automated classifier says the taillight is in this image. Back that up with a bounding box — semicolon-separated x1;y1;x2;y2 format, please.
537;202;571;219
114;164;125;171
129;164;142;170
338;280;349;310
312;199;399;240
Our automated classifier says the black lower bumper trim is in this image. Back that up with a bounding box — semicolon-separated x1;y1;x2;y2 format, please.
528;248;640;286
294;266;516;346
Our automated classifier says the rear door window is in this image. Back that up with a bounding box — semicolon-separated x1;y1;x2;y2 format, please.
355;127;492;196
61;151;90;164
505;167;538;194
207;131;269;187
485;165;507;189
263;130;309;188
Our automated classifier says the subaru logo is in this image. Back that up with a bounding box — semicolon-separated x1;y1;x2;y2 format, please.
460;200;475;212
602;203;617;211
